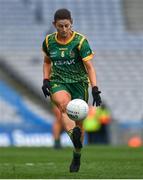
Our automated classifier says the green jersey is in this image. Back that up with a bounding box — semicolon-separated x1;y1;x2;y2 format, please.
42;31;94;83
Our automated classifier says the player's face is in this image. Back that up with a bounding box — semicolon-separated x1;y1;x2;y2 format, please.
54;19;72;38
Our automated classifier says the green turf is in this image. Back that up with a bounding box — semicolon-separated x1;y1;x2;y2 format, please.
0;145;143;179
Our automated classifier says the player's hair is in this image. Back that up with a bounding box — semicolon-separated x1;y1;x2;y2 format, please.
54;8;72;22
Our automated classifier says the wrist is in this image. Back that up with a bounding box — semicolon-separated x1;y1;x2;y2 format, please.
43;79;50;84
92;86;98;90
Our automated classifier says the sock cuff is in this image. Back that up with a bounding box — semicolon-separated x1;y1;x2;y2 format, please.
67;129;73;139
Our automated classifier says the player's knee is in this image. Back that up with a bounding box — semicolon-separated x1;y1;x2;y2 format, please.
59;101;68;113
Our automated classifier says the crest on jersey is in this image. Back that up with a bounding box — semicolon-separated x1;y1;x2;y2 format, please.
70;51;75;58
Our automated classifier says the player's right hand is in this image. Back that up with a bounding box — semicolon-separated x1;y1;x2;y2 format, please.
42;79;51;97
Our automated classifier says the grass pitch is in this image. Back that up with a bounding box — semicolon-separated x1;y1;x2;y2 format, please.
0;145;143;179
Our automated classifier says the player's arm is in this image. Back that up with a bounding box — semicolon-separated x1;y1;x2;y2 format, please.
83;60;97;87
43;55;51;79
79;37;102;106
84;60;101;106
42;55;51;97
78;38;97;87
42;36;52;97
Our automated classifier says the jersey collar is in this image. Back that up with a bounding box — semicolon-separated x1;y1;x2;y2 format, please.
55;31;76;45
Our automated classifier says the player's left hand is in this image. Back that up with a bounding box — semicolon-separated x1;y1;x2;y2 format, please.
92;86;102;106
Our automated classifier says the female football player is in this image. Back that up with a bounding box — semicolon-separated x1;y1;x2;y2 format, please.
42;8;101;172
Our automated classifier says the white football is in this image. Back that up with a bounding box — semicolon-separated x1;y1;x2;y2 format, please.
66;99;89;121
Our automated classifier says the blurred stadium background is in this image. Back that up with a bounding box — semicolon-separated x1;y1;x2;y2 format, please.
0;0;143;147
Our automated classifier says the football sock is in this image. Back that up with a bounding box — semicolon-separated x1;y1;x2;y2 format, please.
54;139;60;145
54;139;62;149
74;149;81;154
67;129;82;153
67;129;73;141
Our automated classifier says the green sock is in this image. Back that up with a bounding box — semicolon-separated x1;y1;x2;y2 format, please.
74;144;82;153
55;139;60;145
67;129;82;153
74;150;81;155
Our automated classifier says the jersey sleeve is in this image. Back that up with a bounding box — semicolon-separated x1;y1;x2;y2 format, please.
42;38;50;56
79;38;94;61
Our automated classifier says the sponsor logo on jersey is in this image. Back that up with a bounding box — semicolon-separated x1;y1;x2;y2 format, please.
50;51;57;57
59;48;68;50
54;59;75;66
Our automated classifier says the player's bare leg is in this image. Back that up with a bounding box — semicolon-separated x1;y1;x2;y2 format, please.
52;106;63;149
51;91;75;130
51;91;83;172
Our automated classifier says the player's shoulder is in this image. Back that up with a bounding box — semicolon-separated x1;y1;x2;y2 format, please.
74;31;89;50
45;32;56;40
45;32;56;46
74;31;87;41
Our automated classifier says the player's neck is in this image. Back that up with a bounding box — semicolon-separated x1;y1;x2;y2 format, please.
57;31;73;43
